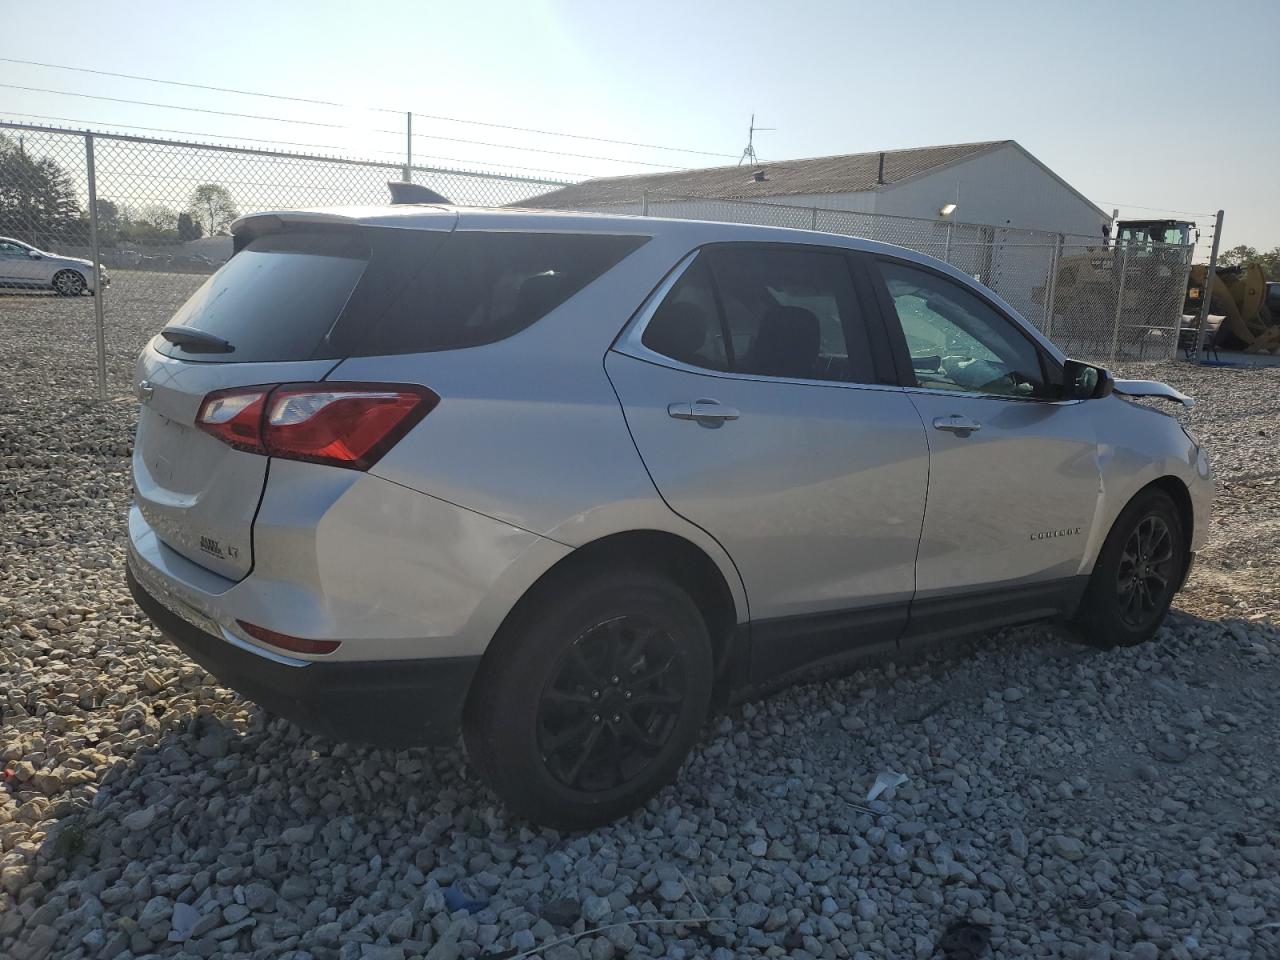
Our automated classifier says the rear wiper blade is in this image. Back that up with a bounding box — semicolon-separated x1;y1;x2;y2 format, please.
160;326;234;354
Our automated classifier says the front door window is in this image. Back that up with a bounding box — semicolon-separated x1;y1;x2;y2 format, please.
880;260;1049;399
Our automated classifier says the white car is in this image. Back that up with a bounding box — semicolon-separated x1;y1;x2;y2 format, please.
0;236;108;295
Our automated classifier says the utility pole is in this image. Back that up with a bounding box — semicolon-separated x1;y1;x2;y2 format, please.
84;133;107;401
1193;210;1224;359
404;112;413;182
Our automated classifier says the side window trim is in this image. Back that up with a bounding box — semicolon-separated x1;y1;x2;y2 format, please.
867;254;1065;401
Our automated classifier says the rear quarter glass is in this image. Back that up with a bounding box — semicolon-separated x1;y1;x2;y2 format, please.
338;231;649;357
156;227;649;363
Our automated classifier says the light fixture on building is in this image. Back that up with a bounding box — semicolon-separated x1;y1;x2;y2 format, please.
939;203;957;218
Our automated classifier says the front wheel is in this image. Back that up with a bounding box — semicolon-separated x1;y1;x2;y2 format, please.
463;569;713;829
1072;488;1185;649
52;270;86;296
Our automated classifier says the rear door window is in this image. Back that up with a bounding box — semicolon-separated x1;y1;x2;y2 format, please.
640;246;877;384
706;246;872;383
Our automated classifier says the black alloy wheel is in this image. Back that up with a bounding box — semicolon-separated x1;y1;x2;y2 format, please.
1073;487;1185;649
537;614;686;792
462;568;713;829
1115;514;1176;629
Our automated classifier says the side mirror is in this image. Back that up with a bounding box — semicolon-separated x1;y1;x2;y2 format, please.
1063;358;1114;400
28;250;42;259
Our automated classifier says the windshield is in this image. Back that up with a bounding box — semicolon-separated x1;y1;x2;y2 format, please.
1117;223;1190;248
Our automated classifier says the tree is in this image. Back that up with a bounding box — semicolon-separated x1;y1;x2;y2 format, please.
1215;243;1280;280
177;212;203;242
0;133;84;247
1216;245;1258;269
93;198;121;245
116;204;181;244
139;204;179;231
188;184;238;236
1262;248;1280;281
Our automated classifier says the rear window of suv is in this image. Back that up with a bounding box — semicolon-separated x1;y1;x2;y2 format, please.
156;230;372;363
155;228;647;363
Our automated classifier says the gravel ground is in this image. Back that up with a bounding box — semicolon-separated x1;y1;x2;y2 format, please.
2;274;1279;960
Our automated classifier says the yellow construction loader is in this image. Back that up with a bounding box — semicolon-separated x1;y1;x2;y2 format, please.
1034;220;1192;352
1183;261;1280;354
1036;218;1280;354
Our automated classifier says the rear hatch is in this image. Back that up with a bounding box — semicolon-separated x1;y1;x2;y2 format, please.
133;210;647;581
133;216;452;580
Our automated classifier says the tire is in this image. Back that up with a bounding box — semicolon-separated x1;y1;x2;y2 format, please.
463;568;713;830
1072;488;1185;649
52;270;85;297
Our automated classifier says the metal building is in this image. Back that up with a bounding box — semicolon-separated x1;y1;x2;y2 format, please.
522;140;1110;241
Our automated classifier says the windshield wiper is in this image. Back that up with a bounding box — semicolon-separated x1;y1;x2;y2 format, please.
160;326;234;354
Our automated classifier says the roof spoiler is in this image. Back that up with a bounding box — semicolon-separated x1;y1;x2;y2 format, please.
388;181;451;205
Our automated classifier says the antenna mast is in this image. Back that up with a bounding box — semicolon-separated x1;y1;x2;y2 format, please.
738;113;775;166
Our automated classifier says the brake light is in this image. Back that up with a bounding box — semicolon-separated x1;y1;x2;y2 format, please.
237;620;341;655
196;382;437;470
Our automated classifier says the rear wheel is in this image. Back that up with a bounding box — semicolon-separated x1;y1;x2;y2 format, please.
463;569;713;829
1073;488;1185;649
52;270;85;296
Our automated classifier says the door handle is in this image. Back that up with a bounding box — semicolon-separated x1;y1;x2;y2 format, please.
932;415;982;434
668;399;740;423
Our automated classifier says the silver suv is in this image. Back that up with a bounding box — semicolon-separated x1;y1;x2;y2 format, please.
127;203;1213;828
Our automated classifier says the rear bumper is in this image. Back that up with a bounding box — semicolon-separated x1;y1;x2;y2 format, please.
127;563;478;747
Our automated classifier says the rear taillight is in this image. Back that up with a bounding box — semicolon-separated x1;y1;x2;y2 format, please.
196;388;270;455
237;620;341;655
196;382;437;470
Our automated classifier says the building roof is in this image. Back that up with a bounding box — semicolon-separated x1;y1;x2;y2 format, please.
522;140;1010;208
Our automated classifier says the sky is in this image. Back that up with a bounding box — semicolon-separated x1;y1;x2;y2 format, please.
2;0;1277;254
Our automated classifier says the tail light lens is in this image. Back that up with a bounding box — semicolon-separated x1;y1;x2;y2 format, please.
196;382;437;470
196;388;269;455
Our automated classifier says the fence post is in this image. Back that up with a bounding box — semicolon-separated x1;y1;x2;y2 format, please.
642;191;649;216
1108;243;1131;363
404;112;413;181
1193;210;1224;360
810;206;818;231
943;220;954;264
1044;234;1062;339
84;132;107;401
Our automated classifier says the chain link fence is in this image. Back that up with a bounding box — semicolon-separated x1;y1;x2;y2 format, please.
1;121;1194;400
0;121;568;396
611;193;1194;363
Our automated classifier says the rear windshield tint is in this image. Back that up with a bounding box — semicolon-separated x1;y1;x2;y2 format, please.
346;231;648;356
156;228;647;363
155;231;370;363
